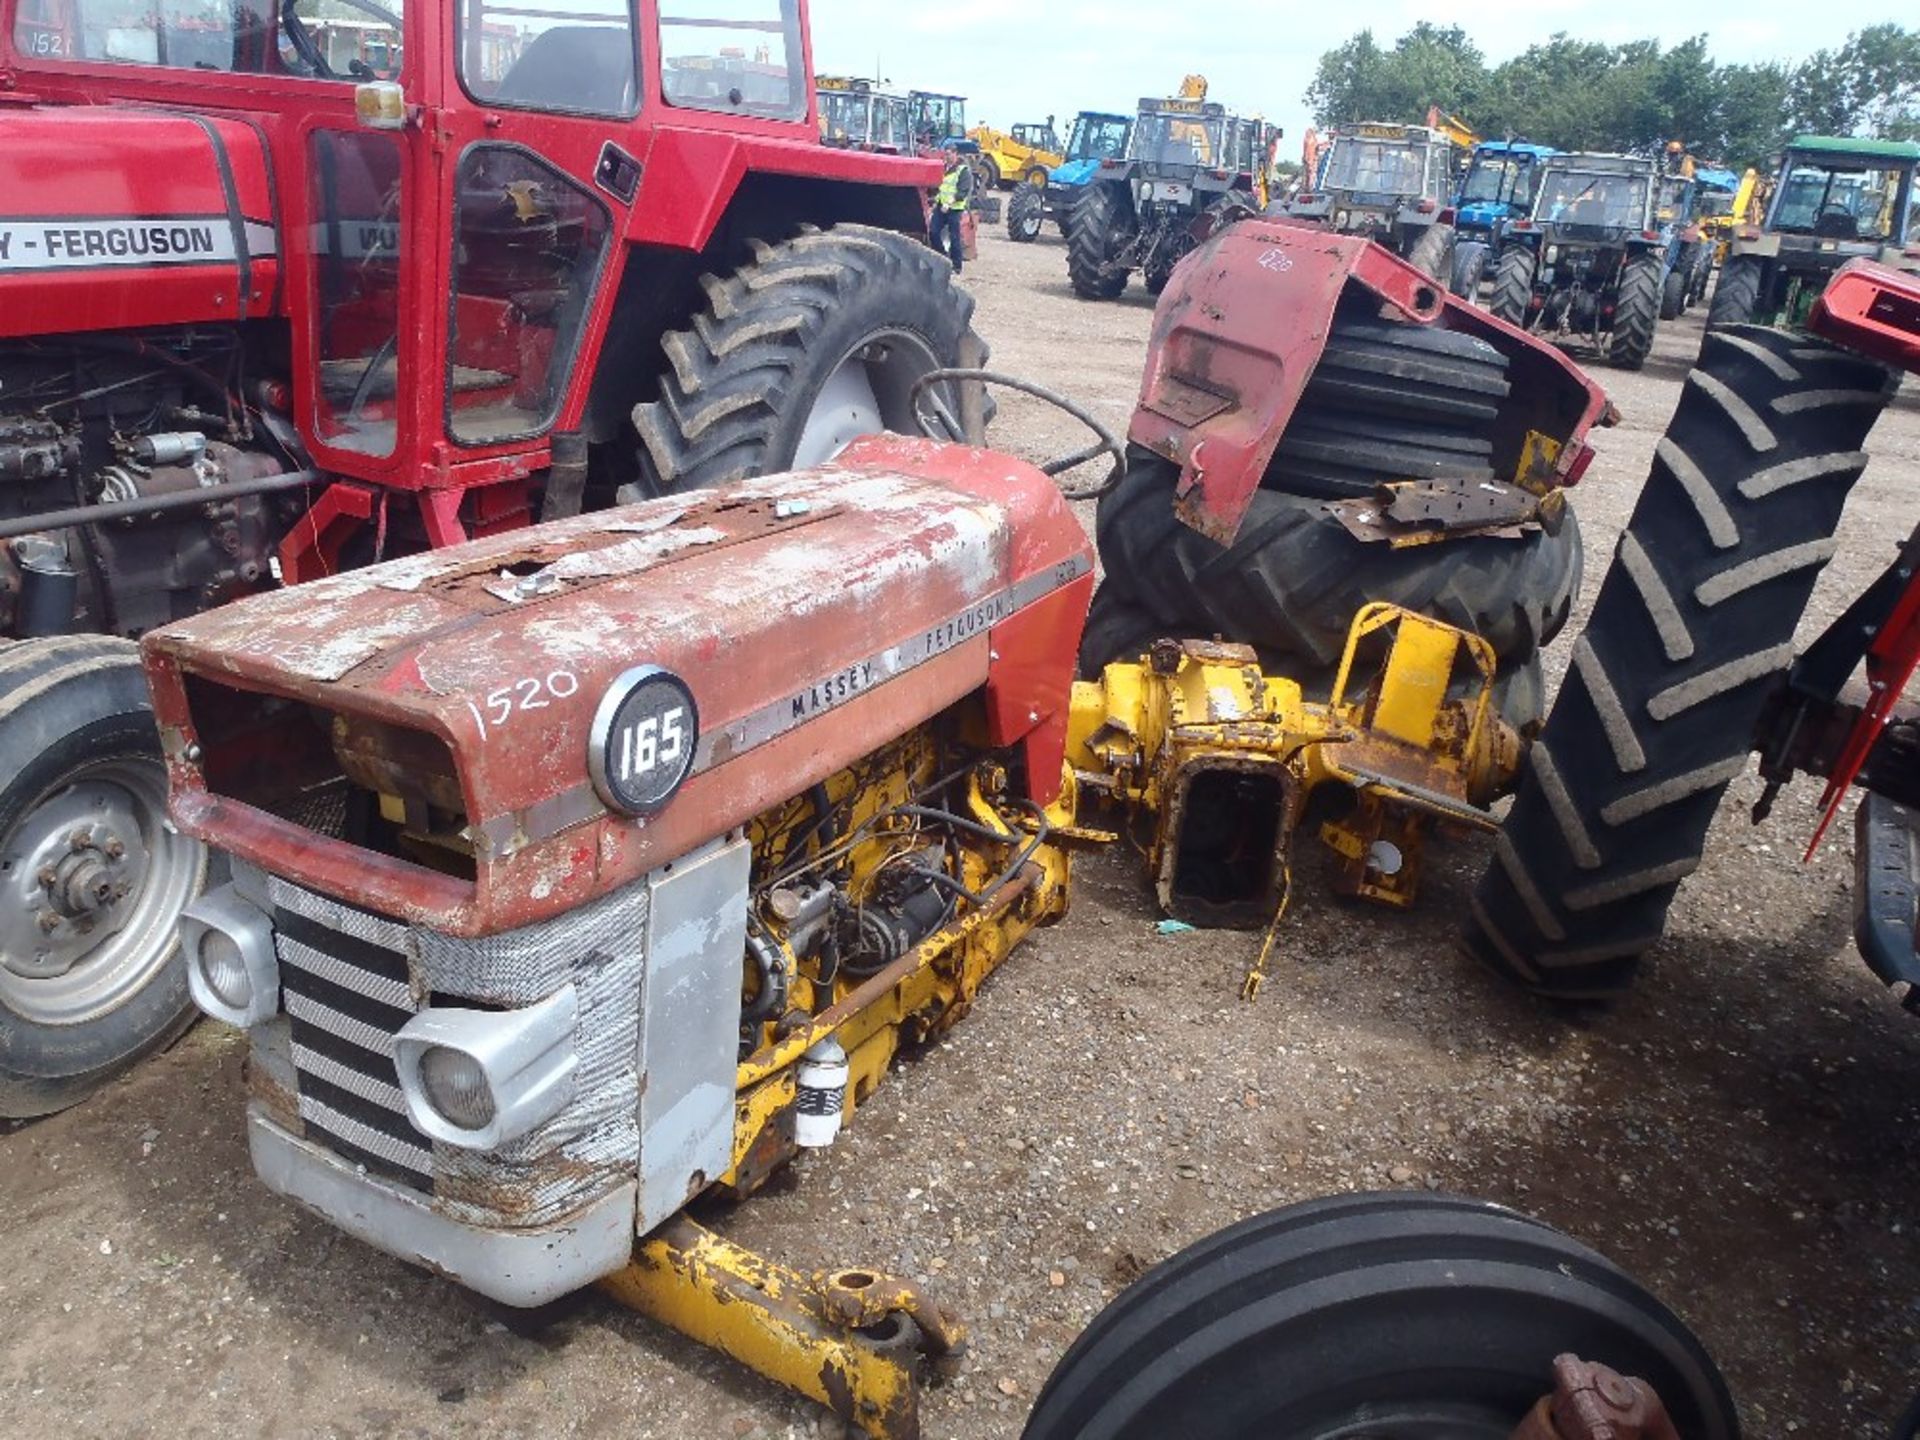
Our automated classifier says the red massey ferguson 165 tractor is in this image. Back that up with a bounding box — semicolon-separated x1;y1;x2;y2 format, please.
0;0;986;1116
135;223;1624;1438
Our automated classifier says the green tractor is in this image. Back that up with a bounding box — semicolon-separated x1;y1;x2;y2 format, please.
1707;134;1920;338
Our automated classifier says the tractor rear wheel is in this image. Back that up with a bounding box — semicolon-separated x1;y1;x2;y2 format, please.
1405;221;1455;283
0;638;211;1118
1489;245;1536;326
630;225;984;494
1021;1192;1739;1440
1607;254;1662;370
1464;325;1893;1000
1093;452;1580;671
1007;185;1046;243
1066;183;1133;300
1706;255;1764;333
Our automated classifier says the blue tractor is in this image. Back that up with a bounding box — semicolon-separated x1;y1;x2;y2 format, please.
1007;110;1135;242
1449;140;1557;296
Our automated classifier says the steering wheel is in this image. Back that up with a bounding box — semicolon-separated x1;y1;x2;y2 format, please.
279;6;332;77
909;369;1128;501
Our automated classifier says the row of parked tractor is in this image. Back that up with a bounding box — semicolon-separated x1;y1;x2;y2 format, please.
1273;120;1920;371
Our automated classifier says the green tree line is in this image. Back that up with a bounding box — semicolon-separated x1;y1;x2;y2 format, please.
1305;23;1920;169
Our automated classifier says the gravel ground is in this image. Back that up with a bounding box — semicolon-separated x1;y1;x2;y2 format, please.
6;226;1920;1439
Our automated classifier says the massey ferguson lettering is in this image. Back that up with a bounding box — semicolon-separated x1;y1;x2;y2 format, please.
0;217;264;272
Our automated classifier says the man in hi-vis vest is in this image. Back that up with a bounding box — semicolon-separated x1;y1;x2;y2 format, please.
929;148;974;273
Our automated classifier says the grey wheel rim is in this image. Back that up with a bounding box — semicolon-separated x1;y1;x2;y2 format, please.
792;328;945;469
0;757;205;1026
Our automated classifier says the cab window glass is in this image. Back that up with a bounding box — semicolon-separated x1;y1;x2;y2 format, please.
659;0;802;119
447;146;611;445
458;0;637;116
12;0;404;79
310;130;404;459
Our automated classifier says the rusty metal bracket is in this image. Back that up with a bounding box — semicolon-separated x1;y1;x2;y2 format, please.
1509;1354;1683;1440
601;1215;967;1440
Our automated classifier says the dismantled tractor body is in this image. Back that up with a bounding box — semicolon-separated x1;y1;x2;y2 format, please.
0;0;984;1117
143;220;1613;1436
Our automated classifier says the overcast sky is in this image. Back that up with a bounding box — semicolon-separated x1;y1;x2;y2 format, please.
811;1;1909;150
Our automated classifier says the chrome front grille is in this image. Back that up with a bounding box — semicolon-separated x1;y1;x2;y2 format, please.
272;893;435;1191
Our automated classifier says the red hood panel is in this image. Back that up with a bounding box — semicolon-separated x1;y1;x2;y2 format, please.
0;105;280;335
142;438;1093;934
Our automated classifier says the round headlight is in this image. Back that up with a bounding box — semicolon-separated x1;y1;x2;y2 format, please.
419;1046;497;1131
197;930;253;1010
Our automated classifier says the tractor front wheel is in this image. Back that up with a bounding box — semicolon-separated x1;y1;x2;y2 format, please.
1007;184;1046;243
1405;221;1455;284
1489;245;1535;326
1660;265;1687;321
1464;326;1893;999
631;225;985;494
1066;183;1134;300
1706;254;1765;334
1607;254;1662;370
1022;1192;1739;1440
0;638;212;1118
1450;239;1490;298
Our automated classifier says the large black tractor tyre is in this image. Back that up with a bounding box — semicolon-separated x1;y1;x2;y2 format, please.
1404;220;1455;284
1093;453;1581;672
1464;326;1893;1000
1606;254;1663;370
1489;244;1536;326
0;637;213;1118
1066;182;1133;300
1022;1192;1739;1440
1706;254;1765;334
1660;264;1687;321
1450;239;1491;299
1262;319;1510;500
1007;183;1046;243
630;225;985;494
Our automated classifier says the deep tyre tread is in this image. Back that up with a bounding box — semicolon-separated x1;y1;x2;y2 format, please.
1706;255;1763;335
1007;184;1046;243
0;638;208;1118
1022;1192;1738;1440
1490;245;1535;326
1094;452;1581;669
630;225;983;494
1465;325;1894;999
1264;318;1512;500
1066;183;1132;300
1607;255;1662;370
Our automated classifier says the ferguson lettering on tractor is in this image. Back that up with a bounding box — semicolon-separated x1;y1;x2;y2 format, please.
141;219;1609;1437
0;0;990;1117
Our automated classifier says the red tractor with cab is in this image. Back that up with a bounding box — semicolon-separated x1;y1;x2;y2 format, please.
0;0;983;1117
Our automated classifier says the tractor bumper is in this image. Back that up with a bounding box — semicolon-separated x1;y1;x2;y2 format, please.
248;1106;638;1307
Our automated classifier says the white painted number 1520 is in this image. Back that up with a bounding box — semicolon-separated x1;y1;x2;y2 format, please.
621;706;687;782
